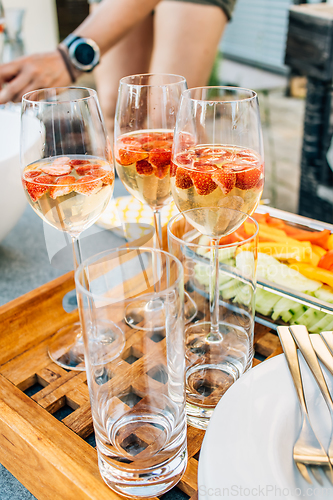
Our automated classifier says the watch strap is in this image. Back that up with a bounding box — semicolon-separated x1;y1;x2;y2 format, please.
62;34;80;49
57;46;77;83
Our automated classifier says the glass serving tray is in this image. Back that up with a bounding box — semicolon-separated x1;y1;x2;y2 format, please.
255;206;333;316
186;206;333;330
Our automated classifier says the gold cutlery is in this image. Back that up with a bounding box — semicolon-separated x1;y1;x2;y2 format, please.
277;326;333;485
310;332;333;375
321;331;333;355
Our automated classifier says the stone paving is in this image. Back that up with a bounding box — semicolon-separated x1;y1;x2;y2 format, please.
261;89;305;214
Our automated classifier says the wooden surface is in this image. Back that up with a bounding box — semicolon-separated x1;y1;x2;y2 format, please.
0;271;283;500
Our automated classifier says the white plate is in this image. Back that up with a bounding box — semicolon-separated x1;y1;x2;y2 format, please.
198;354;333;500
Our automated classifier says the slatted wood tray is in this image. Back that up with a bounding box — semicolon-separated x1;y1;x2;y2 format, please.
0;271;283;500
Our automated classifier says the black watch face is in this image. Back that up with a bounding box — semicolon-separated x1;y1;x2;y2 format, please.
74;43;95;66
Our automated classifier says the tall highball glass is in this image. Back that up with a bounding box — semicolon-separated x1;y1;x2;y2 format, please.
75;247;187;497
168;208;258;429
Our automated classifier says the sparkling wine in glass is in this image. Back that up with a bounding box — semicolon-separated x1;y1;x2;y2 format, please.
115;129;174;212
114;73;190;329
171;86;263;376
21;87;114;370
171;88;264;237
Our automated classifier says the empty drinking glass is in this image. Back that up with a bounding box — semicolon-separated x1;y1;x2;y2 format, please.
168;208;258;429
75;247;187;497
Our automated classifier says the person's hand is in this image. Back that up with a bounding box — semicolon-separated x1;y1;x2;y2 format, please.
0;51;75;103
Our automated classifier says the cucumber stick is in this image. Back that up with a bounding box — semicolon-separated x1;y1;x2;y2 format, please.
280;303;305;323
219;279;240;300
271;297;297;321
255;289;281;316
294;308;326;327
314;286;333;303
308;313;333;333
289;304;308;322
233;285;252;307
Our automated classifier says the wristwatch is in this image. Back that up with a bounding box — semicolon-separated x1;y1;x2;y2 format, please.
61;34;100;72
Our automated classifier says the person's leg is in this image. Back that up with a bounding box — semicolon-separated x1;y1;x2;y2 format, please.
150;1;228;88
90;4;154;139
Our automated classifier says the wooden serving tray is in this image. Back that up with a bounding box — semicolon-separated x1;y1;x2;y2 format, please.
0;271;283;500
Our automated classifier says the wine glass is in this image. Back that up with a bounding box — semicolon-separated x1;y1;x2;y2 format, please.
170;87;263;357
114;73;192;329
21;87;114;370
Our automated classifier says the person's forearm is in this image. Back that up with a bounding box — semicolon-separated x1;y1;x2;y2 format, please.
0;0;161;103
74;0;160;56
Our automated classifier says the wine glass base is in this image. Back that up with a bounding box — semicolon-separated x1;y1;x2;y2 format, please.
125;297;166;331
185;320;253;429
125;292;197;331
48;322;85;371
49;320;126;372
184;292;197;324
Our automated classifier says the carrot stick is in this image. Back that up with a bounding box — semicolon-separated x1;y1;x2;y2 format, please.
318;250;333;271
283;227;330;248
253;213;269;224
266;216;286;229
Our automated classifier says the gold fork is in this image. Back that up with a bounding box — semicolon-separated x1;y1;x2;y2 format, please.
277;326;333;485
321;331;333;354
310;331;333;375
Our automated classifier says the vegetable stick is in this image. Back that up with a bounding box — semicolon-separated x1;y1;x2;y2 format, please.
292;262;333;288
283;227;330;247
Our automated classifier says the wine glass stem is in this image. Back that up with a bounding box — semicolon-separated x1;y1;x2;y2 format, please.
72;235;83;272
152;209;162;293
71;236;84;342
153;209;162;250
209;238;222;342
